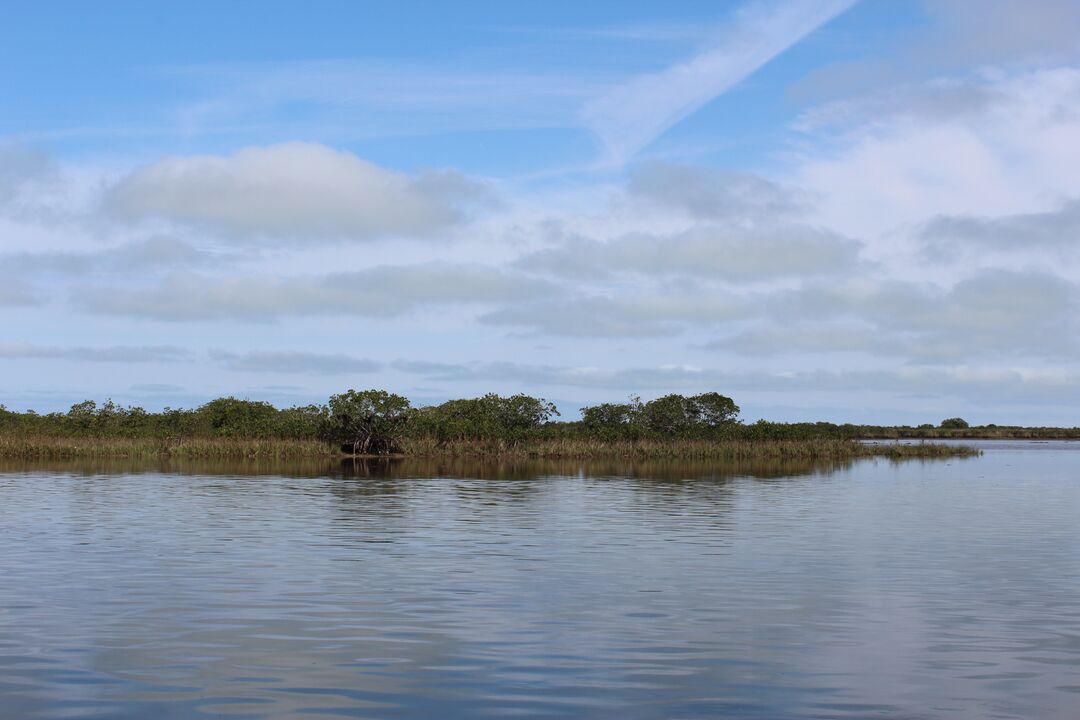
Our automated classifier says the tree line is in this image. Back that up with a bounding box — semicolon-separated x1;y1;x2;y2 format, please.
0;390;739;448
1;392;1048;450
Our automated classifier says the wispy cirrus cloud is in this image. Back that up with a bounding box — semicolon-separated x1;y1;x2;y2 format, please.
167;59;611;141
582;0;858;164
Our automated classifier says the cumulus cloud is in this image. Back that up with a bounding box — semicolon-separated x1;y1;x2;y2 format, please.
0;343;192;363
75;263;553;321
211;350;381;375
482;289;748;337
708;270;1079;361
518;223;862;282
919;198;1080;253
104;142;487;241
513;161;859;287
792;67;1080;240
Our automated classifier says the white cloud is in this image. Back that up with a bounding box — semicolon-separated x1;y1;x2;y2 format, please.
920;198;1080;253
710;270;1079;361
482;291;748;337
792;67;1080;242
104;142;487;241
518;223;862;282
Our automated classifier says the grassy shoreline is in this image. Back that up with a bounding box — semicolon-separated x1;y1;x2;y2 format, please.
0;434;981;461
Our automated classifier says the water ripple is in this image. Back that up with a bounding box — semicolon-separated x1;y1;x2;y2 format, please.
0;447;1078;718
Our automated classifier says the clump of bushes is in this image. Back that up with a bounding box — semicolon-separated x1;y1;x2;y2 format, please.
323;389;412;454
320;390;562;454
580;393;740;439
412;393;559;441
0;397;325;440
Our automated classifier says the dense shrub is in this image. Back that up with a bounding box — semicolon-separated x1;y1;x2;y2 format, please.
323;389;411;453
579;392;740;439
413;393;559;441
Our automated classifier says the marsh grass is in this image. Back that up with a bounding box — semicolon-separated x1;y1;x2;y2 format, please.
0;433;979;461
400;436;978;460
0;435;333;460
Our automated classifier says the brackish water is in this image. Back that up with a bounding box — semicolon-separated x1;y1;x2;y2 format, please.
1;442;1078;718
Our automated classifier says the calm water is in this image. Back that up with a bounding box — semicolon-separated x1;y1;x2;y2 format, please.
1;443;1078;719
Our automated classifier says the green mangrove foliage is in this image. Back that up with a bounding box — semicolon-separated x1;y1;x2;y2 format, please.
580;393;739;438
0;398;324;440
323;389;412;454
412;393;560;441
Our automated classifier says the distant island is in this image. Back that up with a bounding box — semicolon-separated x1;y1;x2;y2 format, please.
3;388;1058;462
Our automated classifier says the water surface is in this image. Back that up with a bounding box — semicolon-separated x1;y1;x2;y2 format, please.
1;443;1078;718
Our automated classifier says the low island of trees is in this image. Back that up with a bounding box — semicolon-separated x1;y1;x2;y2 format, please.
0;388;1041;462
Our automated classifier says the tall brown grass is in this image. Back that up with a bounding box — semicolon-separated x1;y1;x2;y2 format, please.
0;433;979;461
0;435;333;459
399;436;978;460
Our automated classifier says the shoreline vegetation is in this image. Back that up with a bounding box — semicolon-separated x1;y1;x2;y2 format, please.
0;435;980;461
0;455;969;486
0;389;1038;462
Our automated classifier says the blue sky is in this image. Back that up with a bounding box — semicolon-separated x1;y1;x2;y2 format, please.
3;0;1080;424
2;1;861;166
